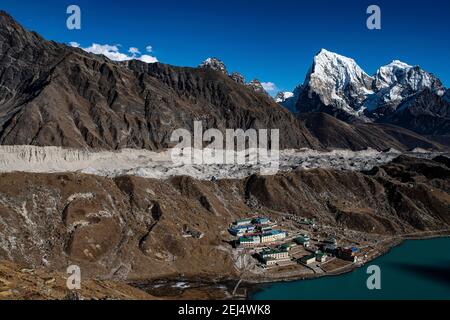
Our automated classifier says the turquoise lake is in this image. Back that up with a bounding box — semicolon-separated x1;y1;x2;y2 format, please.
251;237;450;300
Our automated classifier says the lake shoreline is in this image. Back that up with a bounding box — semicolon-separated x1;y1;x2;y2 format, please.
247;232;450;300
130;230;450;300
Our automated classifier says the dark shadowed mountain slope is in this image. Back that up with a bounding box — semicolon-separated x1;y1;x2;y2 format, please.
378;89;450;137
0;11;319;150
299;113;442;151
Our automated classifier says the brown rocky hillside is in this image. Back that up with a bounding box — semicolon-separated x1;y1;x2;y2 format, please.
0;156;448;281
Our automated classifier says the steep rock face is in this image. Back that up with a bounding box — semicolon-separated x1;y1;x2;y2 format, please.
198;57;228;75
126;61;320;149
0;157;448;279
0;12;319;150
295;49;374;120
229;72;245;84
379;89;450;136
0;12;67;128
287;49;449;137
367;61;445;118
246;79;268;95
372;60;443;94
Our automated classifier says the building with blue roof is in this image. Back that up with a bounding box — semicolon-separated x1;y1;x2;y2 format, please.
228;225;256;236
261;230;287;243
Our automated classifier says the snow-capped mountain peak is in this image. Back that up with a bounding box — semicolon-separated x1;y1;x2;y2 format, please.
300;49;374;116
199;57;228;75
386;60;412;69
368;59;445;114
275;91;294;103
281;49;447;122
247;79;268;95
312;49;373;88
229;71;245;84
374;59;443;91
374;60;413;89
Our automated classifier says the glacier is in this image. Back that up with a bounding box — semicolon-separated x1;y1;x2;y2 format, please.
0;145;445;181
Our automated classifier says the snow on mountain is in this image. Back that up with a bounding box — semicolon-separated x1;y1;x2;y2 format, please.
298;49;374;117
374;60;442;92
275;91;294;103
247;79;268;95
197;52;446;132
366;60;445;114
373;60;412;89
199;57;228;74
230;71;245;84
276;91;298;113
286;49;447;123
311;49;373;93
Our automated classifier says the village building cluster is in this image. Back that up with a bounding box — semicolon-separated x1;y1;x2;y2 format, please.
228;217;361;269
229;218;287;247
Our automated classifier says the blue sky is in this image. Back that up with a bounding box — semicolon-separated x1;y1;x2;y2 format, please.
2;0;449;93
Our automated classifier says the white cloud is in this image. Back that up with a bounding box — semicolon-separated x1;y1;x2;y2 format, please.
139;55;158;63
128;47;141;55
261;82;278;94
145;45;153;53
72;43;158;64
69;42;80;48
81;43;131;61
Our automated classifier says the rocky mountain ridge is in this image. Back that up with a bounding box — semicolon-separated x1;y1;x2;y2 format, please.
0;12;316;150
281;49;449;137
0;11;446;152
199;57;269;95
